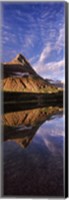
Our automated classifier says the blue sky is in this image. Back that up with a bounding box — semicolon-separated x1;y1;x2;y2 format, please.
2;2;65;81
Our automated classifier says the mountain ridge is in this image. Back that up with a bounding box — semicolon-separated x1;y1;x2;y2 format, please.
1;53;63;93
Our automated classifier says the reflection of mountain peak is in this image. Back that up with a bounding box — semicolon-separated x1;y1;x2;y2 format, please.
3;106;63;148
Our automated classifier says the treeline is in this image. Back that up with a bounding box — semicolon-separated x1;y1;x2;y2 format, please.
3;91;44;102
3;91;63;103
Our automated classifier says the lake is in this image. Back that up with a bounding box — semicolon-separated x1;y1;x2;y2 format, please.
2;105;64;197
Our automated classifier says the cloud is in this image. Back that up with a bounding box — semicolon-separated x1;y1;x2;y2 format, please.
29;54;39;64
33;43;52;68
15;10;22;16
33;43;65;81
45;59;65;71
2;2;65;80
32;21;65;81
55;25;65;52
39;43;51;63
23;34;35;48
2;24;11;31
34;58;64;73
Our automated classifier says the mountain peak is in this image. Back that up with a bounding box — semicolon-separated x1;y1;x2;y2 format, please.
3;53;40;78
15;53;24;60
14;53;26;64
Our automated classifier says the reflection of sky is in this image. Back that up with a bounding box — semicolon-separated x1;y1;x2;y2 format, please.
36;113;64;137
4;114;64;196
32;114;64;156
2;2;65;82
4;113;64;155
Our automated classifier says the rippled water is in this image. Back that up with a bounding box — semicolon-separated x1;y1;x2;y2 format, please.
3;105;64;197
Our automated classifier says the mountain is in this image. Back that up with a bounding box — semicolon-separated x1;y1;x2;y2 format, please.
3;54;38;78
2;54;63;93
45;79;64;89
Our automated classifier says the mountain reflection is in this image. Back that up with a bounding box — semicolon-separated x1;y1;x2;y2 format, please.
2;106;63;148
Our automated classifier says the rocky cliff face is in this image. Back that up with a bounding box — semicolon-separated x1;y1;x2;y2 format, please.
3;54;38;77
1;54;61;93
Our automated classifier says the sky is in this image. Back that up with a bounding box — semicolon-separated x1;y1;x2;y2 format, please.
2;2;65;82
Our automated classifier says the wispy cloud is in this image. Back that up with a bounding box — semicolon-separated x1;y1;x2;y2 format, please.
2;2;65;81
33;43;65;81
34;58;64;76
55;25;65;52
33;43;52;68
32;18;65;81
23;34;35;49
39;43;51;63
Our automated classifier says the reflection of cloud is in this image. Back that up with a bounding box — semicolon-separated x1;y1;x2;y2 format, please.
43;136;64;156
37;126;64;138
44;138;58;154
36;128;64;156
37;114;64;137
36;114;64;156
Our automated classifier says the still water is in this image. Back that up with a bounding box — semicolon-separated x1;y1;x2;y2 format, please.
3;106;64;197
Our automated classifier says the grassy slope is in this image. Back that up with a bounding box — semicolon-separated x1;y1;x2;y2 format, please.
2;75;63;93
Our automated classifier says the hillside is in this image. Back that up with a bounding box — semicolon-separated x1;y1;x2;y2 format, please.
1;54;63;93
45;79;64;89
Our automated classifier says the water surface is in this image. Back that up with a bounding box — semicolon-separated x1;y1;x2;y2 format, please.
3;105;64;197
